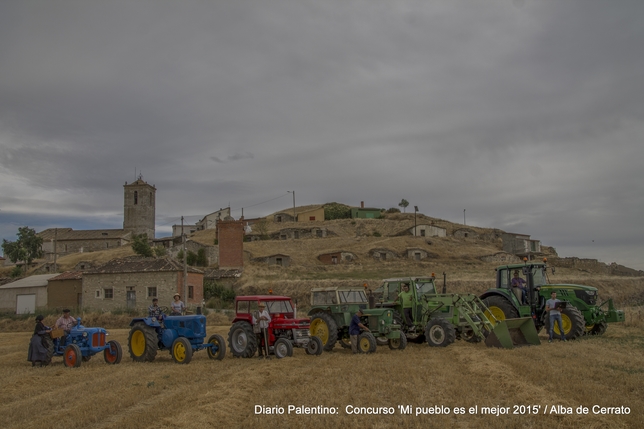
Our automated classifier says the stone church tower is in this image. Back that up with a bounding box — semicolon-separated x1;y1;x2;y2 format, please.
123;176;156;238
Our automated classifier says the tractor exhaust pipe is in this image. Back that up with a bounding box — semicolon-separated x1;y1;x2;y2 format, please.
442;272;446;294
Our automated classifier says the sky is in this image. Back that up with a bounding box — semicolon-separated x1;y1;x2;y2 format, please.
1;0;643;270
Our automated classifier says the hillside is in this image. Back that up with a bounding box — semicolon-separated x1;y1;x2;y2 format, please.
5;211;642;307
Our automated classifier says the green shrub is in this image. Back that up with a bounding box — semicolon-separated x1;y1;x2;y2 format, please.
187;250;197;266
196;248;207;266
324;202;352;220
10;266;23;278
373;231;382;237
154;246;167;257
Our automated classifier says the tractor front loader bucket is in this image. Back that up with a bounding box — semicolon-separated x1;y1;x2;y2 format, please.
484;318;541;349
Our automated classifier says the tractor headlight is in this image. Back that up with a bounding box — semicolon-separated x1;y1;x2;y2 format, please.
585;291;596;296
82;332;88;338
381;320;385;325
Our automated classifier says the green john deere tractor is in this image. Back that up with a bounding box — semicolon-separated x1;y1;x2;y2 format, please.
480;260;625;340
372;276;539;349
308;287;405;353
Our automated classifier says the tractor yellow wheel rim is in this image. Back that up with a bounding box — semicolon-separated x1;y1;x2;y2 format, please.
585;324;595;333
553;314;572;335
207;338;221;358
485;306;506;325
389;338;401;348
130;330;145;356
173;342;187;362
310;319;329;345
359;337;370;352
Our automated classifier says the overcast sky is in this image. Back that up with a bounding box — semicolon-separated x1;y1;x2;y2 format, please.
1;0;642;270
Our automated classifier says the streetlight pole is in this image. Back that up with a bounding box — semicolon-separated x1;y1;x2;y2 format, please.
288;191;295;221
463;209;466;225
414;206;418;236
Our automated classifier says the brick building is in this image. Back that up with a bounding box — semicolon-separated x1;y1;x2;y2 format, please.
218;219;244;269
82;256;203;311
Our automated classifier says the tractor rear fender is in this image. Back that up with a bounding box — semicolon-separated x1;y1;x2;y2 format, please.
479;291;520;314
129;317;162;328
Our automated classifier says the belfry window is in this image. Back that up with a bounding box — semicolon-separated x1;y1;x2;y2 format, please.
134;191;138;205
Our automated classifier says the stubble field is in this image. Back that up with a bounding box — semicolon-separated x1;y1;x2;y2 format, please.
2;323;643;429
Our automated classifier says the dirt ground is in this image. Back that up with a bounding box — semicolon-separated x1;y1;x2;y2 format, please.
2;323;642;429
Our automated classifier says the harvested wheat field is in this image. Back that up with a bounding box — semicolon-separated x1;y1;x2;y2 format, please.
2;323;643;429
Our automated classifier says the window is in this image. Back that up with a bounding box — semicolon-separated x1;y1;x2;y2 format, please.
415;252;421;261
331;256;338;264
237;300;250;314
464;233;469;238
420;229;426;237
188;286;194;299
134;191;138;205
309;216;315;221
266;300;293;314
106;242;109;248
104;288;114;299
312;291;337;305
339;290;367;304
95;290;101;298
380;252;387;260
280;235;286;240
276;215;282;222
147;287;157;298
276;257;283;266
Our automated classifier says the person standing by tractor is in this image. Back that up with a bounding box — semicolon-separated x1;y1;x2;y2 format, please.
511;271;528;304
397;283;415;330
349;308;370;354
546;291;567;343
171;293;185;316
252;302;271;359
28;315;52;367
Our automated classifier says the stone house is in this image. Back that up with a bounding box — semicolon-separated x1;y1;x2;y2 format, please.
453;228;478;239
39;228;133;260
502;233;541;256
252;254;291;267
369;248;398;261
48;271;83;309
0;274;57;314
82;257;204;311
318;251;356;265
406;248;430;261
409;224;447;238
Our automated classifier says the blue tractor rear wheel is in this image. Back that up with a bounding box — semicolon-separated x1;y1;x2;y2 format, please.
128;322;158;362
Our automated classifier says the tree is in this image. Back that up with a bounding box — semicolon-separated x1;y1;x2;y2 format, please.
131;234;153;257
196;248;207;266
187;250;197;266
154;246;167;257
2;226;43;273
255;219;270;240
399;199;410;213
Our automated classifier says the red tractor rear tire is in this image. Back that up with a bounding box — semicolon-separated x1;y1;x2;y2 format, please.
228;321;258;358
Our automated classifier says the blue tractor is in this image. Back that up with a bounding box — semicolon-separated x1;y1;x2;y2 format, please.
46;318;123;368
127;313;226;364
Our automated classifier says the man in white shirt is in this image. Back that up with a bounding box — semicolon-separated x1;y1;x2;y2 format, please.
252;302;271;359
545;291;567;343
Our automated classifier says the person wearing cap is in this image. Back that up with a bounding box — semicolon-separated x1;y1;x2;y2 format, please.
252;302;271;359
28;315;52;367
171;293;185;316
349;308;370;354
148;298;165;320
55;309;77;331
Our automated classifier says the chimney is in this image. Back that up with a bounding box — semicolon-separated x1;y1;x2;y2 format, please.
361;201;364;208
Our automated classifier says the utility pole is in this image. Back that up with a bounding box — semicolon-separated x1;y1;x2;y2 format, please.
53;228;57;272
182;216;187;309
414;206;418;236
463;209;466;225
288;190;295;221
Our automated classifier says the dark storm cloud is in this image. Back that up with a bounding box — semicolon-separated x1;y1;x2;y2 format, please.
1;0;643;269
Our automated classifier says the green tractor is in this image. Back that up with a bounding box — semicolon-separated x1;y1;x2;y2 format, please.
480;260;625;340
308;287;405;353
370;276;531;348
372;276;540;349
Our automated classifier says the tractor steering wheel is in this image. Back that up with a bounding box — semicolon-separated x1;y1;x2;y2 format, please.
159;306;170;315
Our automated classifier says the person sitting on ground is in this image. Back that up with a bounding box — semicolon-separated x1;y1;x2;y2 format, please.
170;293;185;316
28;315;52;367
511;271;528;304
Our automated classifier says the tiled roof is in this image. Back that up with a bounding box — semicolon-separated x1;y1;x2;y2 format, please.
86;256;203;275
203;268;242;279
49;271;83;281
38;228;132;241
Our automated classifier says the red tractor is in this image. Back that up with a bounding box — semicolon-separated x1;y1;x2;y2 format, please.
228;295;323;359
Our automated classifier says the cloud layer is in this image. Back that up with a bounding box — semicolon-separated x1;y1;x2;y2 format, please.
1;0;643;269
